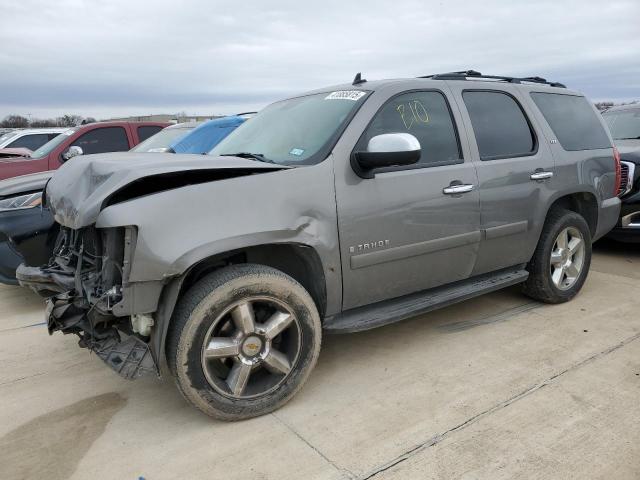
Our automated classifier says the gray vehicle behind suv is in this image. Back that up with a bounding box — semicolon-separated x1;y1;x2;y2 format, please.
18;71;620;420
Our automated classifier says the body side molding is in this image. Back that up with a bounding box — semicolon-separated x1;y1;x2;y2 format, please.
350;230;481;270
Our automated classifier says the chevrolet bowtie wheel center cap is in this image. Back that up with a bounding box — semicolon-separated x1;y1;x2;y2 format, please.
242;336;263;358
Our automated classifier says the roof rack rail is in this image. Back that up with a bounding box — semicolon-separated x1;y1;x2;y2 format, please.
419;70;566;88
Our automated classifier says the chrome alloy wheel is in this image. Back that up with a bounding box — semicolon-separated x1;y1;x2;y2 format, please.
200;297;301;399
549;226;585;291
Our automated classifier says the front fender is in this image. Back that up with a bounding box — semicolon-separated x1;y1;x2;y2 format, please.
95;158;342;321
96;161;339;276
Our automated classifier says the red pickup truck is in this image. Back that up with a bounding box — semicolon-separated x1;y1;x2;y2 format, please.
0;121;169;180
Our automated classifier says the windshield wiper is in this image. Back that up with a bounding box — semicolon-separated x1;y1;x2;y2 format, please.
220;152;276;164
616;136;640;140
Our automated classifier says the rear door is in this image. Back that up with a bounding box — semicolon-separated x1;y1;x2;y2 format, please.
448;84;556;275
334;87;481;310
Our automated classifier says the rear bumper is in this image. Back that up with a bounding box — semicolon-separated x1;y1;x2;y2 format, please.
594;196;621;241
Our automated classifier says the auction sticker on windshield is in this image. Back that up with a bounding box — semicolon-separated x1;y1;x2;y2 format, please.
325;91;367;101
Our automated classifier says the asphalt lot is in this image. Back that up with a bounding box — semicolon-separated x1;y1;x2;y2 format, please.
1;239;639;480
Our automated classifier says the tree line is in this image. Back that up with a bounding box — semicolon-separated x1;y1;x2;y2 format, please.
1;114;97;128
594;100;638;112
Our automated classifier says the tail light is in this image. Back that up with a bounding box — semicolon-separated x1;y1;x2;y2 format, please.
613;147;622;196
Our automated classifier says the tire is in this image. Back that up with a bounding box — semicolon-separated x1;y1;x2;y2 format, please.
166;264;322;421
523;208;592;304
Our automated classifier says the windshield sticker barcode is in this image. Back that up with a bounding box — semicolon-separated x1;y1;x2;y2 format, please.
325;91;366;101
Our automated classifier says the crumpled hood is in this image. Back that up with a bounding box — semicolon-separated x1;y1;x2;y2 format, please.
46;152;288;228
0;170;54;197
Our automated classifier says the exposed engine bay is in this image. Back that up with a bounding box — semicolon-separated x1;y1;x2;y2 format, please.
17;225;157;379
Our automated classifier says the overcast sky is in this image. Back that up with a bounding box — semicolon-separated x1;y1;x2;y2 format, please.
2;0;639;120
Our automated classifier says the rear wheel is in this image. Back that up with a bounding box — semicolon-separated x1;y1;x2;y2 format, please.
523;209;592;303
166;264;322;420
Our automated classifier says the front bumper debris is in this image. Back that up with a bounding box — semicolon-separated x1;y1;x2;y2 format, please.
16;264;74;296
16;223;159;380
45;292;158;379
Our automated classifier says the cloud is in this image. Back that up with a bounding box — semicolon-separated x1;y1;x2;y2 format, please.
1;0;639;119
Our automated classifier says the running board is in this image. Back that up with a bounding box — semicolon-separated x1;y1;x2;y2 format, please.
324;267;529;334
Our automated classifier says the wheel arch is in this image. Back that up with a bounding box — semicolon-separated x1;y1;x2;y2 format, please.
150;242;328;374
545;191;598;238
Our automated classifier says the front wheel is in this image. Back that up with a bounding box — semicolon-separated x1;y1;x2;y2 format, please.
523;209;592;304
166;264;322;420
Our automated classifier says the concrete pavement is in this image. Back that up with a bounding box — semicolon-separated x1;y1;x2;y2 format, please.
1;240;639;479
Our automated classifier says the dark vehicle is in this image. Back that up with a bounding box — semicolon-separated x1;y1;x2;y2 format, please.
0;117;244;284
0;121;168;181
0;171;58;284
18;71;620;420
602;104;640;242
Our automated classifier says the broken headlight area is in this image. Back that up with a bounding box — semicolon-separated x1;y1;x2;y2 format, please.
17;225;158;380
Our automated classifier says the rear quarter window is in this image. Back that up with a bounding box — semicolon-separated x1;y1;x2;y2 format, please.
137;125;164;142
530;93;611;151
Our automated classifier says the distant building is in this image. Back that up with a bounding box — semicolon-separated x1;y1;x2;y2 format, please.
102;114;223;124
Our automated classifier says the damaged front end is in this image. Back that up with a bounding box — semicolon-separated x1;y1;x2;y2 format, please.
17;225;158;379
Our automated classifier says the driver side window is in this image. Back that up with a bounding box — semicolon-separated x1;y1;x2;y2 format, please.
360;91;462;168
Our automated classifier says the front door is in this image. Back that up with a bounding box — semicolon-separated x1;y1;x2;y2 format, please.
334;88;481;310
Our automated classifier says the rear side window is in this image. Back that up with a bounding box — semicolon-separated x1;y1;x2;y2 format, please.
71;127;129;155
463;91;535;160
360;90;462;168
137;125;164;142
7;133;50;150
530;93;611;151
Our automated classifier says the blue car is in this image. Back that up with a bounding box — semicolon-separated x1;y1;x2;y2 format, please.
132;116;246;154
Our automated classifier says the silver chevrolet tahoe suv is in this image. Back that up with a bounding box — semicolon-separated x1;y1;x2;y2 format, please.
18;71;621;420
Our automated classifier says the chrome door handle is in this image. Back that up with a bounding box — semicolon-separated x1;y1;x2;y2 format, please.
443;184;474;195
530;171;553;181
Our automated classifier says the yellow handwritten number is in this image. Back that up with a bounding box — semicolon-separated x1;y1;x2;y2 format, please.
397;100;429;130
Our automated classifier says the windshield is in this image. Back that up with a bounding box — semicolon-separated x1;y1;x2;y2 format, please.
30;128;77;159
603;108;640;140
211;90;369;165
131;126;194;152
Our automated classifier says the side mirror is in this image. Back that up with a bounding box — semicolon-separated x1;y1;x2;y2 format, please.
62;145;83;162
352;133;421;178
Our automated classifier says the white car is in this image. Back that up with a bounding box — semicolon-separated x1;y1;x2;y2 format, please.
0;128;69;152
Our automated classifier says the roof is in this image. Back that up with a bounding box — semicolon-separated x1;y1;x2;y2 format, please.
165;121;202;130
5;127;69;135
86;120;170;127
303;71;573;97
